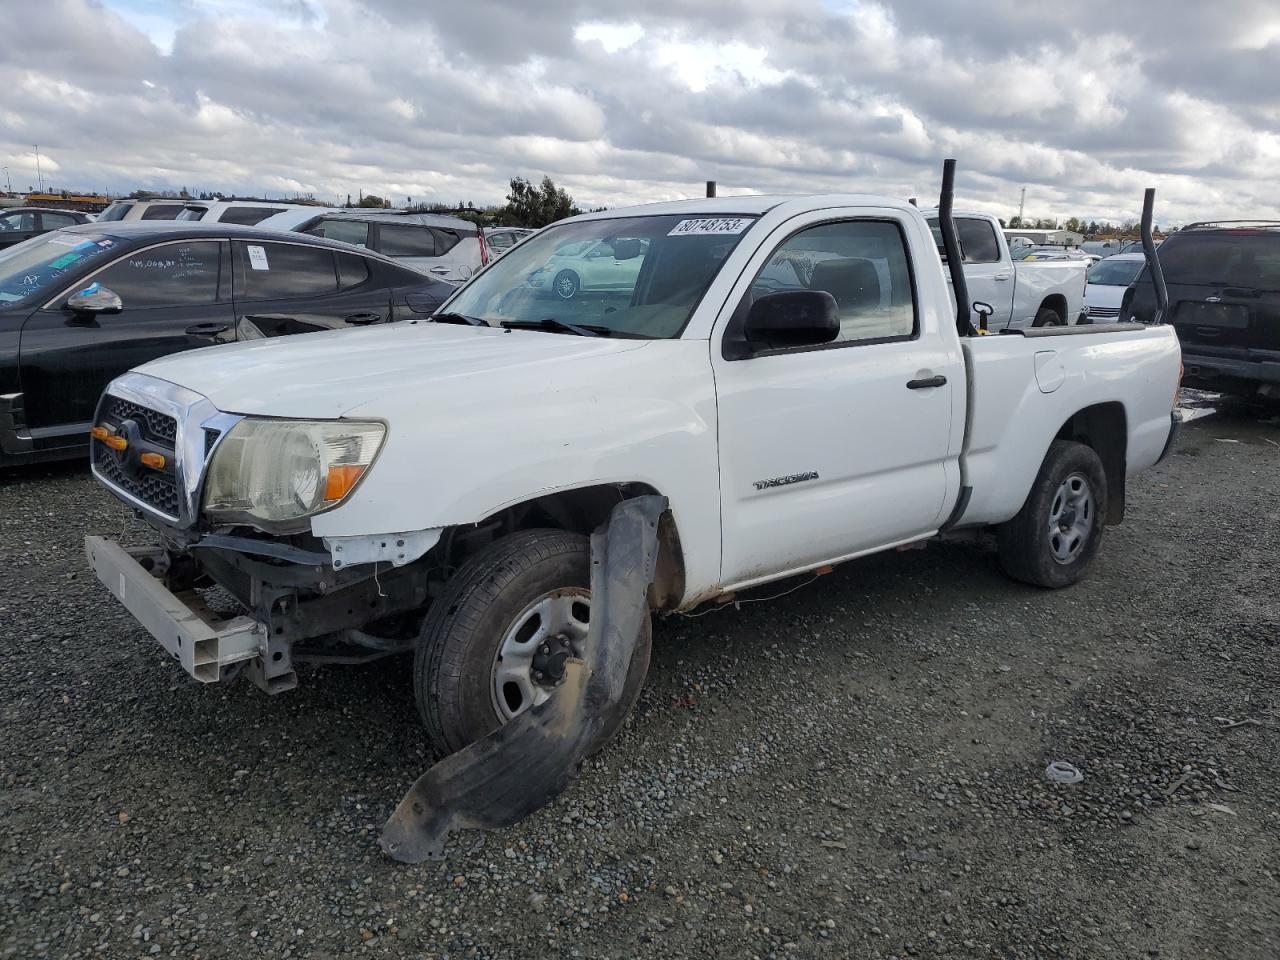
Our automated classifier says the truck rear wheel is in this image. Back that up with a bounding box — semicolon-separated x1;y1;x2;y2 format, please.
997;440;1107;588
414;529;652;756
1033;306;1064;327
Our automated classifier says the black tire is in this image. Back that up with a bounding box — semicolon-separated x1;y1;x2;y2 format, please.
414;529;651;756
552;269;580;300
1033;305;1064;327
997;440;1107;588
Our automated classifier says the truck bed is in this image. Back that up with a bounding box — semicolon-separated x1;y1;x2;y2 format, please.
956;323;1181;528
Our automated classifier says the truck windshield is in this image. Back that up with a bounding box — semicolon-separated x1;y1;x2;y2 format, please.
443;214;758;339
1087;258;1144;286
0;231;121;305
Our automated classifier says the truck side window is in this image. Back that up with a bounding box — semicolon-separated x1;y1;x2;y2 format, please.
956;218;1000;264
753;220;917;345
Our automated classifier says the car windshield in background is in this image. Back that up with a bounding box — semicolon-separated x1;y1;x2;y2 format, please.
1087;258;1144;285
0;231;121;305
443;214;758;339
1157;231;1280;290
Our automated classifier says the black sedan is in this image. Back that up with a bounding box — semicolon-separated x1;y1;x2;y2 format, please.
0;207;94;250
0;222;454;465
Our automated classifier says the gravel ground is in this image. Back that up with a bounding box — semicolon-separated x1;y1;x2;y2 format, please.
2;398;1277;960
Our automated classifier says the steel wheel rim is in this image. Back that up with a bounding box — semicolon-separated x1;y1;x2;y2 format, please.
491;589;591;722
1047;471;1094;564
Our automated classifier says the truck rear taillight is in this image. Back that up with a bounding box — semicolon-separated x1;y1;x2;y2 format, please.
478;231;489;266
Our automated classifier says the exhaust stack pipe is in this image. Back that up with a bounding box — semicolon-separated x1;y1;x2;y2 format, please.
1140;188;1168;324
937;159;974;336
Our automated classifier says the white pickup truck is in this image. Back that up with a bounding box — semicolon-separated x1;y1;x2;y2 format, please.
85;173;1181;765
924;209;1089;330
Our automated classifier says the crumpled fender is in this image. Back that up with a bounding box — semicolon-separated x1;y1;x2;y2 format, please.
379;494;668;863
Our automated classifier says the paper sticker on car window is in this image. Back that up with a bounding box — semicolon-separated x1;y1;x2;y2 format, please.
667;218;752;237
247;245;269;270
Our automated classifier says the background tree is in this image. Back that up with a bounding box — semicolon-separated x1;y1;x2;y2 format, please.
502;175;579;227
358;194;388;208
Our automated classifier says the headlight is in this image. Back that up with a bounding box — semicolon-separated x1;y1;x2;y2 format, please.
203;419;386;529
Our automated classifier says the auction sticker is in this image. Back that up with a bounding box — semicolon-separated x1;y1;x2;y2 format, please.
247;245;269;270
668;218;752;236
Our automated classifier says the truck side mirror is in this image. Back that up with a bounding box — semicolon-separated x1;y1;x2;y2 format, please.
66;282;123;315
743;290;840;351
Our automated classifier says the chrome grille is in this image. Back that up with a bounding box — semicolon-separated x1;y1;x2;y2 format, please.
101;396;177;444
93;396;181;519
93;444;180;517
91;373;242;529
1087;305;1121;319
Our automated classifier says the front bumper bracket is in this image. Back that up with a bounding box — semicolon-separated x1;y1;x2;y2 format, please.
85;535;277;686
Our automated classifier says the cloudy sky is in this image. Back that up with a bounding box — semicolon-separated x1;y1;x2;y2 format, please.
3;0;1278;225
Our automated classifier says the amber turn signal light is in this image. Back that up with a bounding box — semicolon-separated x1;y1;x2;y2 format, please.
91;424;127;450
140;452;166;470
323;464;366;502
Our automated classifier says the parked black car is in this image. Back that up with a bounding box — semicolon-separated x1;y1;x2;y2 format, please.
0;207;93;250
0;222;454;465
1124;222;1280;397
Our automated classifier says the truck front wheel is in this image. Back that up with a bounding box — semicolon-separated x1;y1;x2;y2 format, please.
997;440;1107;588
413;529;652;755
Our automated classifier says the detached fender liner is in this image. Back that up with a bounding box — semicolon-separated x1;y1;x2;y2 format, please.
379;494;667;863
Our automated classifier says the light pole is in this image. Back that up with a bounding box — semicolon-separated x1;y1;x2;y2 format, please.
34;145;43;193
2;166;9;194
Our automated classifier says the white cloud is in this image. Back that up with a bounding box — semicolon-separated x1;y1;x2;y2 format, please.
575;21;644;53
0;0;1274;227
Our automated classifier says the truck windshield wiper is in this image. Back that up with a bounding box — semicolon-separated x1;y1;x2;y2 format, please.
432;312;487;326
500;318;609;337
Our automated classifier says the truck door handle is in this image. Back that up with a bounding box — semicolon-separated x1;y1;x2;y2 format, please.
993;274;1011;281
344;312;382;325
185;322;231;338
907;375;947;390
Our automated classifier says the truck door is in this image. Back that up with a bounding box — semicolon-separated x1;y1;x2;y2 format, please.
712;211;964;587
955;217;1015;329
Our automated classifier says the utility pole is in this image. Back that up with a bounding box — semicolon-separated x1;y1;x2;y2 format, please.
33;145;44;193
1016;186;1026;227
2;167;9;194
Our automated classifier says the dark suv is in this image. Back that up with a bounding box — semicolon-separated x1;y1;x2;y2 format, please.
1124;222;1280;397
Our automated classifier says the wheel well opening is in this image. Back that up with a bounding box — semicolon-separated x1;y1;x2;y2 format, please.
1040;293;1068;323
1055;402;1127;524
438;483;686;609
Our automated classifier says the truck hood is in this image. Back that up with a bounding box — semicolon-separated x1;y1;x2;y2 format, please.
136;322;650;418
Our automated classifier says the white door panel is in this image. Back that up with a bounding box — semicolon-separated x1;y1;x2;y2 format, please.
712;210;964;587
715;339;956;584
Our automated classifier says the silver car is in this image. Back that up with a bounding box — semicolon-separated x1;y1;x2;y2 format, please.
296;211;486;283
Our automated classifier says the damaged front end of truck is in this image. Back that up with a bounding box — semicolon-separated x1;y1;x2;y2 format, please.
85;370;670;855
